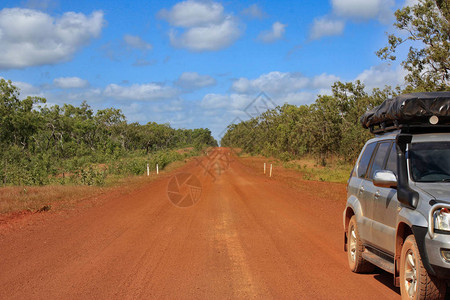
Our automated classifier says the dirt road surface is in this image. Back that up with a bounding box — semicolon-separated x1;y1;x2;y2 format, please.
0;148;400;299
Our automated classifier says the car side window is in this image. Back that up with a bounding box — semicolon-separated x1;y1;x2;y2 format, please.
357;142;376;178
385;143;398;175
369;142;391;179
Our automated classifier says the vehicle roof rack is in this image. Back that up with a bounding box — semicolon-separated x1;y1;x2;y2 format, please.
370;123;450;134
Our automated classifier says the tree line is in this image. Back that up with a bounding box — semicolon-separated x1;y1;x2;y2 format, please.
221;0;449;164
221;82;398;164
0;79;217;186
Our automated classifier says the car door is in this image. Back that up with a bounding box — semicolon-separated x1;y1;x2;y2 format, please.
353;142;377;243
357;141;391;247
371;142;399;255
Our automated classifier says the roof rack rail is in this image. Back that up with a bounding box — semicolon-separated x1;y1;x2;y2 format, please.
369;120;401;134
370;123;450;134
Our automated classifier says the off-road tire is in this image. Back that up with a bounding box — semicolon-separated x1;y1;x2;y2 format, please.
400;235;446;300
347;216;374;273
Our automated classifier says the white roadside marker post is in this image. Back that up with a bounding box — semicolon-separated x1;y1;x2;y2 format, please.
264;162;266;174
270;164;273;178
156;164;159;175
147;164;150;176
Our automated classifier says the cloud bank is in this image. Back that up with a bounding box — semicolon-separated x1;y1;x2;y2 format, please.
0;8;104;69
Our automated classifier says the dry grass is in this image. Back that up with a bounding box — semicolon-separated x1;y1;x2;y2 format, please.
175;147;194;154
0;158;193;215
281;157;352;183
236;154;347;204
0;185;107;214
238;154;352;184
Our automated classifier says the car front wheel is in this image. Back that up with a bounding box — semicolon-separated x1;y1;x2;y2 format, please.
400;235;445;300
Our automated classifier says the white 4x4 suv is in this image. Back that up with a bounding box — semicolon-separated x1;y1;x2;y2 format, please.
343;92;450;299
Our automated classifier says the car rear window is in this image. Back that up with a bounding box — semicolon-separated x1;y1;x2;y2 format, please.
357;142;376;178
369;142;391;179
385;144;397;175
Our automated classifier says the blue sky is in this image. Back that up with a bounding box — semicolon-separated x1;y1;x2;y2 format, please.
0;0;414;141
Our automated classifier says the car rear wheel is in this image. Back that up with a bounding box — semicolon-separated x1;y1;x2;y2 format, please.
347;216;374;273
400;235;445;300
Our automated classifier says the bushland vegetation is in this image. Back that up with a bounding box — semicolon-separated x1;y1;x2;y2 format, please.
0;79;217;186
222;82;397;164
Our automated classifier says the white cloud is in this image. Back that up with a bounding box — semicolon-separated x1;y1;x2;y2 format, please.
63;88;102;103
309;16;345;40
160;1;241;52
201;93;229;109
278;92;317;106
403;0;419;7
158;0;224;27
201;93;253;110
169;16;240;51
232;71;323;95
331;0;394;23
103;83;179;101
54;77;89;89
241;4;266;19
119;102;148;123
311;73;341;89
309;0;394;41
175;72;216;89
0;8;104;69
123;34;152;50
258;22;287;43
228;71;341;107
152;99;184;113
232;66;403;99
354;64;407;91
165;112;196;127
13;80;45;98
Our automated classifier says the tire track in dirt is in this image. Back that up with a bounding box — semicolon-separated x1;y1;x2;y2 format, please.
209;177;264;298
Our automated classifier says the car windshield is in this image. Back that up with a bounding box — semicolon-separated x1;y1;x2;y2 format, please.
410;141;450;182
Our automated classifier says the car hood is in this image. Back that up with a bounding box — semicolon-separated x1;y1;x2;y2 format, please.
415;182;450;202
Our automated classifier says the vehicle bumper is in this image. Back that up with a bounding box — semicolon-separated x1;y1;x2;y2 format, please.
412;225;450;279
425;233;450;279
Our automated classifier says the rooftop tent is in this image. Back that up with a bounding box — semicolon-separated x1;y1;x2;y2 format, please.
360;92;450;133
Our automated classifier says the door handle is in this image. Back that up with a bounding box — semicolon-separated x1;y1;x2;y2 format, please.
375;191;381;199
359;186;365;194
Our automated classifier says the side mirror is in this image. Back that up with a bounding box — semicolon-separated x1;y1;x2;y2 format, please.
373;170;398;188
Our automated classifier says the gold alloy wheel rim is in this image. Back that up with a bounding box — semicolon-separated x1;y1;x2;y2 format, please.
404;249;417;298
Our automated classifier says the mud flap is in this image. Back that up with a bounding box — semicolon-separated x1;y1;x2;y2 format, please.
412;225;436;277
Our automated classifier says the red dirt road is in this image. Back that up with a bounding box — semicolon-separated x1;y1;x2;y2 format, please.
0;149;400;299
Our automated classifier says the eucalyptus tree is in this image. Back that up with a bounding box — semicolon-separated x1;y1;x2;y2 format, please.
377;0;450;91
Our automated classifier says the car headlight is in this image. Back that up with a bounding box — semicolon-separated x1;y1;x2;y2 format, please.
434;208;450;232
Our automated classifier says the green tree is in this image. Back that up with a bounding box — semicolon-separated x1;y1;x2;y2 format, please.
0;79;46;149
309;95;342;165
331;81;395;161
377;0;450;91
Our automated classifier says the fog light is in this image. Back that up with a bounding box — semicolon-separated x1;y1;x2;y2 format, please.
440;249;450;263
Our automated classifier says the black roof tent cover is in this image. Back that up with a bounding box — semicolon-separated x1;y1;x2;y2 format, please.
360;92;450;132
